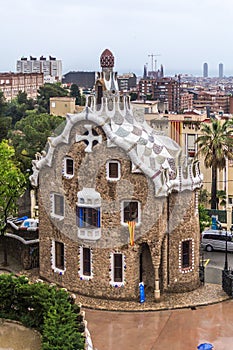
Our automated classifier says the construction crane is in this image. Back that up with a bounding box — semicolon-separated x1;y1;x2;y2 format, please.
148;53;161;72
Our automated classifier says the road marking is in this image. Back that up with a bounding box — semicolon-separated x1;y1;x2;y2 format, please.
204;259;210;267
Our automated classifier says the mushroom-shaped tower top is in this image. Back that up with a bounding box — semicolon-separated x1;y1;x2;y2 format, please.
100;49;114;68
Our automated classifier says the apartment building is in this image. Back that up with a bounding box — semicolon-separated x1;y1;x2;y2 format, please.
117;73;137;91
139;77;181;113
190;90;232;114
168;113;233;222
0;72;43;101
17;56;62;82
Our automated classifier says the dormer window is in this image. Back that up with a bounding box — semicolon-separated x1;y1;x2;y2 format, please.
106;160;121;181
63;157;74;178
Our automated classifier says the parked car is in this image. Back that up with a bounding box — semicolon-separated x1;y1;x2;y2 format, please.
7;217;39;232
201;229;233;252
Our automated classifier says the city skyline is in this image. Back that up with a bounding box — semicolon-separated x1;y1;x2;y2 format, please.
1;0;233;77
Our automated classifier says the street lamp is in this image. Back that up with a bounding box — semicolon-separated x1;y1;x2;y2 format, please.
224;230;229;271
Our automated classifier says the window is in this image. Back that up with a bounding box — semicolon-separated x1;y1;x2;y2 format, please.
122;201;140;224
63;157;74;177
55;241;64;269
83;247;91;276
79;247;92;278
51;193;64;218
106;160;120;181
182;240;192;268
79;247;93;280
77;188;102;241
187;134;196;157
114;253;123;282
77;207;100;228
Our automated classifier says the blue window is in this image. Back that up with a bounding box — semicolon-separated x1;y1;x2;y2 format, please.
77;207;101;228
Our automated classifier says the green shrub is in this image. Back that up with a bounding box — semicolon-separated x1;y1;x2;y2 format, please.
0;274;85;349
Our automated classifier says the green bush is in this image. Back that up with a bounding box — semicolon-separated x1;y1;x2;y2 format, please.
0;274;85;349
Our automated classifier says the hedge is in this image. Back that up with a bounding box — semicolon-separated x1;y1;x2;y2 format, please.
0;274;85;350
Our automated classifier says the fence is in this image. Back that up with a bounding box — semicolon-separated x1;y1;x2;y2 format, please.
222;269;233;296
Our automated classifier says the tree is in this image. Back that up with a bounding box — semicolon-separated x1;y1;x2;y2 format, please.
0;140;26;265
198;204;211;233
70;84;82;105
0;90;7;116
37;83;68;113
8;111;64;171
199;188;210;207
5;91;35;125
0;116;12;142
196;120;233;209
129;92;138;101
216;190;226;209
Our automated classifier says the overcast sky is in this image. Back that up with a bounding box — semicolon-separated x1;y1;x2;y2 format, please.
1;0;232;77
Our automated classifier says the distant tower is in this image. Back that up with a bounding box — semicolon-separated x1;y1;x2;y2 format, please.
143;64;148;79
219;63;223;78
203;62;208;78
160;64;164;78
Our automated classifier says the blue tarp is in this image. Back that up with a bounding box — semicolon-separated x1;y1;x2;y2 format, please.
197;343;213;350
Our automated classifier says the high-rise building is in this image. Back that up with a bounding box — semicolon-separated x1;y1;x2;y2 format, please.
16;56;62;82
203;62;208;78
219;63;223;78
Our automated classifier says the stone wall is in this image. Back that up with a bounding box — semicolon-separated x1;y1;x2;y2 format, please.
38;122;201;300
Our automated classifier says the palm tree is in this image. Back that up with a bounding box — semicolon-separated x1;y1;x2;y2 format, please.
216;190;226;209
196;119;233;209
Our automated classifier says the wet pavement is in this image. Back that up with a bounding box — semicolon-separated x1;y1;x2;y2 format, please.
1;251;233;350
85;300;233;350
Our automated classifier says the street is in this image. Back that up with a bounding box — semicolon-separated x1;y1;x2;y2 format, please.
202;249;233;284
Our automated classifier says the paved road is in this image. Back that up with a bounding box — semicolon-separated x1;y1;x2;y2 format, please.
203;250;233;284
85;300;233;350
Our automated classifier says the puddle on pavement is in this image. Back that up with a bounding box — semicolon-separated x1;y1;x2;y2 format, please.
0;320;41;350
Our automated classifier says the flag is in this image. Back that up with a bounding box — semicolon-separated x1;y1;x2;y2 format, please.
127;221;136;246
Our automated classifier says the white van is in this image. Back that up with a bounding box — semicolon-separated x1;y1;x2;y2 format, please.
201;229;233;252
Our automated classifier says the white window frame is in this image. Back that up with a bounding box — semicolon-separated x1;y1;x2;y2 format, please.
178;238;194;273
63;156;74;179
79;246;93;281
51;240;66;275
109;252;125;287
106;160;121;181
121;200;141;227
50;193;64;220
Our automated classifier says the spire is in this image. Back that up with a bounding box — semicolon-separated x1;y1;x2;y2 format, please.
143;64;147;79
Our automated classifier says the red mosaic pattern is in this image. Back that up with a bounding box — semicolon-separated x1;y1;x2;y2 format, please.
100;49;114;68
